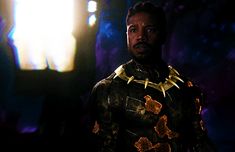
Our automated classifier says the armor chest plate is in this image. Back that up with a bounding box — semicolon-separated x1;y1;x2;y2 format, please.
109;80;186;134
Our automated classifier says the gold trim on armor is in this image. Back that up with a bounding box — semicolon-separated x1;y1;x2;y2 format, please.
114;65;184;97
92;121;100;134
154;115;179;139
134;137;172;152
144;95;162;115
144;78;149;89
127;76;134;84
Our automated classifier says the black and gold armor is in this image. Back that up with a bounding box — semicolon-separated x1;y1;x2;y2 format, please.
89;60;216;152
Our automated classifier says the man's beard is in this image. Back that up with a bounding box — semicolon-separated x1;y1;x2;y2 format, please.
130;51;149;64
128;45;162;65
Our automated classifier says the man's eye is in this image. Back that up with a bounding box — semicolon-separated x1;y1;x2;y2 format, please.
129;28;137;33
146;28;157;33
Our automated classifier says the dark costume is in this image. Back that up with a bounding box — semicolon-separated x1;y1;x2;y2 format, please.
90;59;216;152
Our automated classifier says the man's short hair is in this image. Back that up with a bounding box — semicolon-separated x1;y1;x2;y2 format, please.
126;1;166;38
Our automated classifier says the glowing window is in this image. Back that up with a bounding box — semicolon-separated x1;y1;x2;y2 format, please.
88;1;97;13
88;14;96;27
11;0;76;72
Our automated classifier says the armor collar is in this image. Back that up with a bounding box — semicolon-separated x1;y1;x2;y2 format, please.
125;60;169;83
113;60;184;97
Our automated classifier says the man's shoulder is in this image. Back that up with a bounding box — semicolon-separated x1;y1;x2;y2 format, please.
92;73;116;90
168;65;207;105
92;62;128;90
167;65;202;89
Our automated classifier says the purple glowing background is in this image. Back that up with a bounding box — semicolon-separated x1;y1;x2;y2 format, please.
95;0;235;151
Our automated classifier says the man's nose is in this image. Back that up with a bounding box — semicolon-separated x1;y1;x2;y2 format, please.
137;30;147;41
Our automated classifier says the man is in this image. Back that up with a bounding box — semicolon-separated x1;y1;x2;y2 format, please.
89;1;217;152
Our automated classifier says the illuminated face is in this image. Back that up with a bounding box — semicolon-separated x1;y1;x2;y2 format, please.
127;12;163;64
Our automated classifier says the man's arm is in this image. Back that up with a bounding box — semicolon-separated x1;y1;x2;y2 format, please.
186;82;217;152
90;79;120;152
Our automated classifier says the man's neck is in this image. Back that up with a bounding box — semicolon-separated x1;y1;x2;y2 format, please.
133;58;164;69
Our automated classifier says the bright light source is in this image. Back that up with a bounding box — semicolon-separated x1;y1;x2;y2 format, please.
12;0;76;72
88;1;97;13
88;14;96;27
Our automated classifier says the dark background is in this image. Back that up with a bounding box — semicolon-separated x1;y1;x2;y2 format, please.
0;0;235;151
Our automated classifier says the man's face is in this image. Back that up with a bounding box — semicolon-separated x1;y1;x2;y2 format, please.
127;12;163;63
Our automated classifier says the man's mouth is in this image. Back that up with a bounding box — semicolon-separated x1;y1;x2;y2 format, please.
134;43;150;52
136;44;148;48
